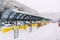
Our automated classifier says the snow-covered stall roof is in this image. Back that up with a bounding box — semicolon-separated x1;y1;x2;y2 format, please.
0;9;50;21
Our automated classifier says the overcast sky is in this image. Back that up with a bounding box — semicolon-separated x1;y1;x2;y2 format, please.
15;0;60;13
15;0;60;20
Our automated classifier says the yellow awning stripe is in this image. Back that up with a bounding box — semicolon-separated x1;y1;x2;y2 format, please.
1;22;49;33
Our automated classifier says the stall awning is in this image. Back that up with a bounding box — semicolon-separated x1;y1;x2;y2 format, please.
0;9;50;21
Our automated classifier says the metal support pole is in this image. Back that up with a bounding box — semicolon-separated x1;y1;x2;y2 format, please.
29;21;32;33
0;20;2;31
14;20;19;38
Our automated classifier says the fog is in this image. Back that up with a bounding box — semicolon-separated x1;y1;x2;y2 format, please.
15;0;60;20
15;0;60;13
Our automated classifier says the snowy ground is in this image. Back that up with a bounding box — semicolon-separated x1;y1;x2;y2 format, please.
0;23;60;40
